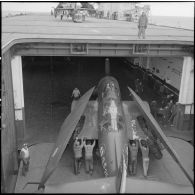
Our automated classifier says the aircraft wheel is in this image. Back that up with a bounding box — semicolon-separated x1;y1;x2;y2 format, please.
61;15;63;20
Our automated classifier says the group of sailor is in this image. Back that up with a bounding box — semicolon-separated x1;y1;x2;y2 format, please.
19;88;150;178
73;137;96;175
128;139;150;177
72;88;96;176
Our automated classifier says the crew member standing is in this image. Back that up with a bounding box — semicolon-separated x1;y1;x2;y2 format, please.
128;140;139;175
150;100;158;119
72;87;81;100
71;88;81;111
20;143;30;176
139;139;150;177
73;137;84;175
138;12;148;39
83;139;96;175
168;102;178;126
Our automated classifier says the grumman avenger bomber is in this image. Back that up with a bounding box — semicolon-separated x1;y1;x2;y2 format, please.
24;73;194;193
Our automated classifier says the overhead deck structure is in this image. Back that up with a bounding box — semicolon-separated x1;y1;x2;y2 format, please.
2;13;194;55
1;13;194;193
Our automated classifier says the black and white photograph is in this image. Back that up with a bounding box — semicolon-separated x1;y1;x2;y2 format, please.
1;1;194;193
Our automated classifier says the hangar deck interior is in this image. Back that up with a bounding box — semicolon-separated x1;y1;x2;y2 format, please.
14;56;193;193
22;56;193;145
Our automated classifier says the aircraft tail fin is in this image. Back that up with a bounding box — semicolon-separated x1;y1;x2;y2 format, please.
105;58;110;75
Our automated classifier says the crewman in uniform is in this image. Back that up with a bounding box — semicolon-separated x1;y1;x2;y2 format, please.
150;100;158;119
138;12;148;39
83;139;96;175
128;140;139;175
139;139;150;177
73;137;84;175
71;88;81;111
72;87;81;100
20;143;30;176
168;102;178;126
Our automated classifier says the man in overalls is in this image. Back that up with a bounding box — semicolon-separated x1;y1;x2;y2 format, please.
20;143;30;176
128;140;139;175
139;139;150;177
138;12;148;39
83;139;96;175
73;137;84;175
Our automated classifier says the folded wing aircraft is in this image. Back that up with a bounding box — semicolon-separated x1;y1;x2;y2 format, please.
25;76;194;193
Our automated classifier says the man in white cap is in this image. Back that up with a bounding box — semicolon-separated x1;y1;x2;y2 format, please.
20;143;30;176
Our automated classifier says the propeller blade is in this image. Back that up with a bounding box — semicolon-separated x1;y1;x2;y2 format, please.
127;86;194;186
38;87;95;189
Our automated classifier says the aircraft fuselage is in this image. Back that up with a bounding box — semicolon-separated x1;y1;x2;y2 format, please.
97;76;129;176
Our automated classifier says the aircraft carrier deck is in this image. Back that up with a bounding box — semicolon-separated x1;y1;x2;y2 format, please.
2;13;193;52
2;13;194;193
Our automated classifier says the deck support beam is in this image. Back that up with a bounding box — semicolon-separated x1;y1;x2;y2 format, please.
11;55;25;146
174;56;194;130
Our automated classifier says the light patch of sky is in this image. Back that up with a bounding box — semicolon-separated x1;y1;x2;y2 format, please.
139;2;194;17
2;2;59;13
2;2;194;17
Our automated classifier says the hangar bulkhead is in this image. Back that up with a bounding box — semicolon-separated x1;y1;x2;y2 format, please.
1;14;194;192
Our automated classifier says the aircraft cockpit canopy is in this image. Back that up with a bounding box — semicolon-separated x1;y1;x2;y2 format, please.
102;82;119;99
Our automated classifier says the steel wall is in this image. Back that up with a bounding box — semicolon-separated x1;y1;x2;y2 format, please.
1;50;18;192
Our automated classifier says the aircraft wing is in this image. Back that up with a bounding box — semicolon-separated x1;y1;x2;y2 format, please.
44;177;116;193
125;177;193;194
37;87;95;189
127;86;194;186
122;100;150;140
76;100;98;139
44;176;193;194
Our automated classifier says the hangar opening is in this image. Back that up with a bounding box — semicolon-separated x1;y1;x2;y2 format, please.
21;56;135;144
20;56;193;145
